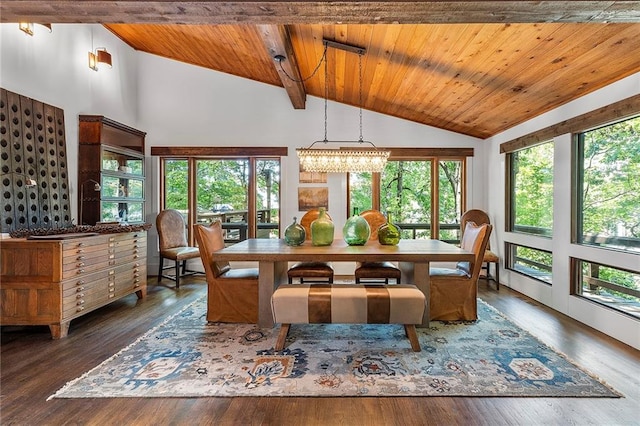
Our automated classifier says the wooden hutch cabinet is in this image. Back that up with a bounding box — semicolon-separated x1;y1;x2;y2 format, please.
0;230;147;338
78;115;146;226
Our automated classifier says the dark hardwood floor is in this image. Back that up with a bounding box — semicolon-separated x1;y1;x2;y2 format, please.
2;276;639;425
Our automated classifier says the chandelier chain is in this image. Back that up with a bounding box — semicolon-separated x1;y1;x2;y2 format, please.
359;53;363;142
277;45;327;84
324;46;329;141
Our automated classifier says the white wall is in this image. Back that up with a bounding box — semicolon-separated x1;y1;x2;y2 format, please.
0;23;139;218
486;72;640;349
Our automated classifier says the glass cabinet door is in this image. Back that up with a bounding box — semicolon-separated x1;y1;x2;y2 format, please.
99;146;145;224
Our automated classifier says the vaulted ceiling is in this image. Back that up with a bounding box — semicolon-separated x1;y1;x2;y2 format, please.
3;1;640;139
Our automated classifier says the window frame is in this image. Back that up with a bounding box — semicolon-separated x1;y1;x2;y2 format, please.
155;147;286;246
346;148;472;241
505;140;554;237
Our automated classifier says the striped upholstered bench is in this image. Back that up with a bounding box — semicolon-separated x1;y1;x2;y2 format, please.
271;284;426;352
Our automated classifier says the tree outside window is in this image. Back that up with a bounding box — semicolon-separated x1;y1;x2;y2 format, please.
348;155;466;241
576;116;640;253
508;142;554;236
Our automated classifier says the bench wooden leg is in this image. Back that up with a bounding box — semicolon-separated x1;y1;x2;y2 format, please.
275;324;291;351
404;325;421;352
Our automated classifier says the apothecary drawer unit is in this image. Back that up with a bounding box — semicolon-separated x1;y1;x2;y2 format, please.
0;231;147;338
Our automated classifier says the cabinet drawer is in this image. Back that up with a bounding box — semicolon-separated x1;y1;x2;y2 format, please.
62;257;118;279
116;263;147;295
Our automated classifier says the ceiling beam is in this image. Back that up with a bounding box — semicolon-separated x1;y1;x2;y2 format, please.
258;24;306;109
2;1;640;24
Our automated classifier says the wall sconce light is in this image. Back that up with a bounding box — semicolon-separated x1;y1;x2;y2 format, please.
19;22;52;36
79;179;101;225
88;48;112;71
19;22;34;36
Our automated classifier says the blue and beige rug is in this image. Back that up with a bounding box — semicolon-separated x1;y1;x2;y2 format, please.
49;297;620;398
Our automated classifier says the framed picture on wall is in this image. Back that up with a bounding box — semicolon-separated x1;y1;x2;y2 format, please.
298;187;329;211
299;164;327;183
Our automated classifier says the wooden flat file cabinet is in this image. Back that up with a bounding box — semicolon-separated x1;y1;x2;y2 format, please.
1;231;147;338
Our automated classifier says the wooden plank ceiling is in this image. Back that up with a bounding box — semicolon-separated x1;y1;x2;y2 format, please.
4;1;640;139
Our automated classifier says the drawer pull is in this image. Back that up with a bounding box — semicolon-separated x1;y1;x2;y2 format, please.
109;288;115;293
77;262;85;267
76;286;85;292
76;299;84;306
108;294;115;299
77;269;85;274
77;256;85;260
76;293;85;299
76;307;85;312
77;249;84;254
134;278;140;283
77;242;85;248
76;280;85;285
133;255;139;259
108;282;115;287
134;263;140;267
134;283;140;288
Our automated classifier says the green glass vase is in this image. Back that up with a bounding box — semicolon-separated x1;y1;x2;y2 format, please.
284;216;306;246
343;208;370;246
311;207;334;246
378;212;402;245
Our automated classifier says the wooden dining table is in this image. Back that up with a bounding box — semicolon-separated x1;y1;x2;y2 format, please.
214;238;474;328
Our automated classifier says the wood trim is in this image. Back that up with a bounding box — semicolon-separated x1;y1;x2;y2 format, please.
500;94;640;153
3;2;640;24
258;24;306;109
150;146;288;157
388;147;474;160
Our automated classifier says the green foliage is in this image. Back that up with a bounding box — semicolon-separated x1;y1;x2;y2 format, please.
381;161;432;223
164;159;188;210
581;116;640;243
512;142;554;232
349;172;373;213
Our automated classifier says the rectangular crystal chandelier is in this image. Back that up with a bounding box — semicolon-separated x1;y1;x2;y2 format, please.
294;39;390;173
297;145;390;173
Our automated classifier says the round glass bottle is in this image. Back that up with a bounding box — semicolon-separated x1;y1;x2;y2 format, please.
378;212;402;245
311;207;334;246
343;207;370;246
284;217;306;246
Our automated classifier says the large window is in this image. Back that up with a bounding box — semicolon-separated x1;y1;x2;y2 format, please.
160;154;281;246
505;243;553;284
575;115;640;253
507;141;554;236
348;150;468;241
572;259;639;319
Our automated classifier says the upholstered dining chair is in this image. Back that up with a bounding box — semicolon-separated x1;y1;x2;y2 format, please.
287;208;334;284
193;220;259;323
156;209;202;288
429;221;492;321
354;209;401;284
461;209;500;290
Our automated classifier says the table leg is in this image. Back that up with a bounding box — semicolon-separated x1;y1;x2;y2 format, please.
400;261;430;327
258;260;287;328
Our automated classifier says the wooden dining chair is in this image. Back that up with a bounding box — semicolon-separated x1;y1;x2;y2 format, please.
286;209;334;284
156;209;202;288
354;209;401;284
193;220;259;323
461;209;500;289
429;221;493;321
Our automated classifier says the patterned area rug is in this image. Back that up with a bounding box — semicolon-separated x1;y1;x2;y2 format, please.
49;297;620;398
